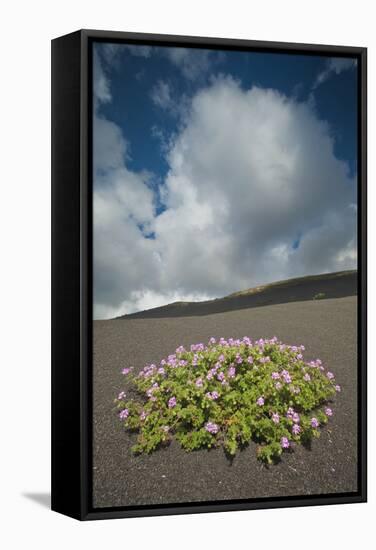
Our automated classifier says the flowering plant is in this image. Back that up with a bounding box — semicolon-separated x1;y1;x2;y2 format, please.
115;336;340;463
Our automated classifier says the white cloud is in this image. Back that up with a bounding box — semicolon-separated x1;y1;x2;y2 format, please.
93;50;112;105
126;45;152;58
164;47;220;80
150;80;173;110
94;75;357;319
150;80;190;122
313;57;357;89
93;43;153;107
96;289;211;320
153;78;356;292
94;116;128;172
151;125;176;155
100;43;153;63
93;110;159;318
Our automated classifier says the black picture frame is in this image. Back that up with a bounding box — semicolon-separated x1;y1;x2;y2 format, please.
51;29;367;520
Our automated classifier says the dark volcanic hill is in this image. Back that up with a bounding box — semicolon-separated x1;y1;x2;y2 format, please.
116;270;357;320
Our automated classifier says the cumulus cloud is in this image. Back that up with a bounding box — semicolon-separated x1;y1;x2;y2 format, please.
93;50;112;105
151;125;176;154
150;80;191;123
150;80;173;110
164;47;222;80
125;45;153;58
154;78;356;292
95;289;212;320
93;112;159;315
100;43;153;63
313;57;357;89
93;43;154;107
93;74;357;319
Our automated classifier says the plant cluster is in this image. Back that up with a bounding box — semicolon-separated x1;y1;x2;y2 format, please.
115;336;340;463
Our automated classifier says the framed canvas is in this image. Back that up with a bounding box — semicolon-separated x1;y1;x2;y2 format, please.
51;29;367;520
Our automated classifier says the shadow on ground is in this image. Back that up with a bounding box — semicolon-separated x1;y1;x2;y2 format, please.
22;493;51;509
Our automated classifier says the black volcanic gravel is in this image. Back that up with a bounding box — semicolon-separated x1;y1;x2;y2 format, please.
93;296;358;508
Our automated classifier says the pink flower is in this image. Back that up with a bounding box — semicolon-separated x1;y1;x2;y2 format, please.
335;385;341;392
168;396;177;408
325;407;333;416
292;412;300;423
311;417;319;428
158;367;165;375
326;371;335;380
121;367;133;375
256;396;265;406
190;343;202;352
195;378;203;388
303;373;311;382
206;391;219;400
281;437;290;449
119;409;129;420
167;356;177;367
275;382;282;390
271;372;280;380
247;356;254;364
286;407;294;419
228;366;236;378
117;391;126;400
140;411;147;421
272;413;280;424
205;422;219;434
292;424;301;435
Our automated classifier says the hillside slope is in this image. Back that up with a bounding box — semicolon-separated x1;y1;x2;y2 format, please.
117;270;357;320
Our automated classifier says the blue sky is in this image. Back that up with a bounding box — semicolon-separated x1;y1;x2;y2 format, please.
93;42;358;318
